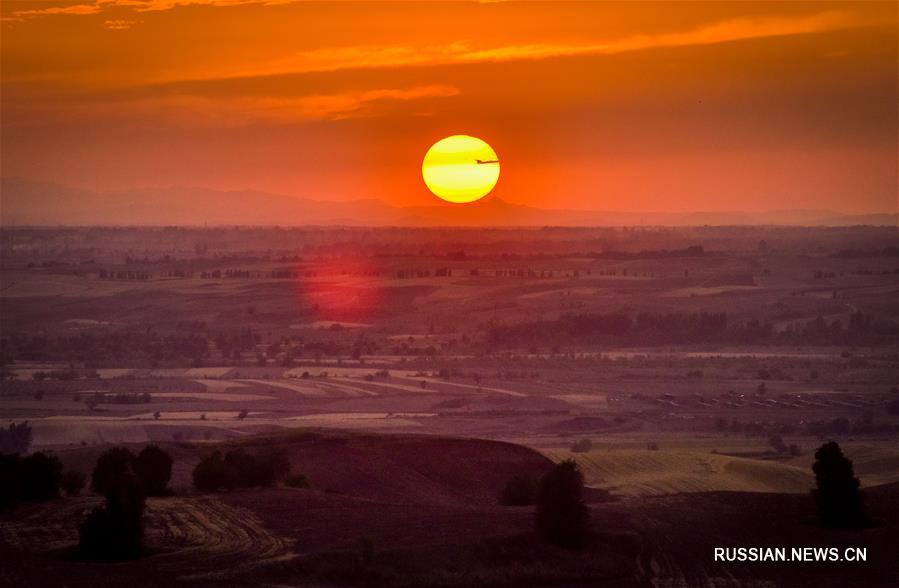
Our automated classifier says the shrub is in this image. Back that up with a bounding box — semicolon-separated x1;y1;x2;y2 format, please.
61;470;86;496
135;445;172;496
285;473;311;489
0;421;32;455
812;442;866;529
499;473;539;506
887;398;899;416
570;438;593;453
535;460;590;549
193;447;291;492
768;435;788;454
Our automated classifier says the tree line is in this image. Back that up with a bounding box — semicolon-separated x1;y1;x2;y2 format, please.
485;311;899;347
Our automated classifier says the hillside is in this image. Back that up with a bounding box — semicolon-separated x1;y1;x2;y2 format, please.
3;177;895;227
543;445;899;497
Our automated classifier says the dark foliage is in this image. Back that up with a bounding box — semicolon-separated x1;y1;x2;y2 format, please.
768;435;788;454
499;473;540;506
535;460;591;548
18;452;63;501
812;442;866;529
79;471;145;561
91;447;137;495
193;447;291;492
61;470;87;496
285;473;311;489
135;445;173;496
486;310;899;348
0;452;63;509
887;398;899;416
0;421;32;455
0;454;21;510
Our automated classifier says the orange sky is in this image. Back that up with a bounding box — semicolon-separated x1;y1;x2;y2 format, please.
1;0;896;214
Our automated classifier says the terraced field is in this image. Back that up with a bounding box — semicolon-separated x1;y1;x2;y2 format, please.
146;496;296;580
0;496;296;584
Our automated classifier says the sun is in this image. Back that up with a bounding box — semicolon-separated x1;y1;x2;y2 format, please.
422;135;499;203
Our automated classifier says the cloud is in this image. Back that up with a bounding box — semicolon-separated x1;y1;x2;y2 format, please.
10;4;101;17
236;10;871;78
9;0;296;18
104;18;140;29
7;84;461;126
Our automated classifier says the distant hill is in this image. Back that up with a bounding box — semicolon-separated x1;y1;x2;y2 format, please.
2;177;895;227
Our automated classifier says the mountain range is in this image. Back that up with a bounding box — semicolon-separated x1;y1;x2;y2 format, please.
1;177;895;227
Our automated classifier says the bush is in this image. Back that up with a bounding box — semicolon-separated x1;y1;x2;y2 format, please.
499;473;540;506
535;460;591;549
61;470;86;496
570;438;593;453
812;442;866;529
285;473;311;489
887;398;899;416
768;435;788;454
193;447;291;492
0;421;32;455
135;445;172;496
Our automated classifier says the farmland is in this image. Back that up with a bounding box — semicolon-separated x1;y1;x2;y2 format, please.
1;225;898;586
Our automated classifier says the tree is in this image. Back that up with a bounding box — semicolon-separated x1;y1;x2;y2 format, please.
768;435;788;454
499;473;539;506
193;451;231;492
535;459;591;548
91;447;137;495
79;470;145;561
135;445;172;496
0;452;63;507
812;442;866;529
18;452;63;501
0;454;21;510
0;421;32;455
193;447;291;492
61;470;86;496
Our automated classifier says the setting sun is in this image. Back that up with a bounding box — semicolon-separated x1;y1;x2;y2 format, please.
422;135;500;204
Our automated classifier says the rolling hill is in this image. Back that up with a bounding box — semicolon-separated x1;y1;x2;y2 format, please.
3;177;895;227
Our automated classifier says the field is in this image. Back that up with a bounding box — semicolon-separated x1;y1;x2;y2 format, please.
541;443;899;497
1;226;898;586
